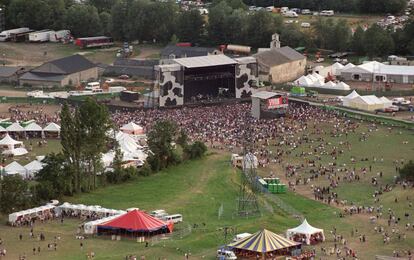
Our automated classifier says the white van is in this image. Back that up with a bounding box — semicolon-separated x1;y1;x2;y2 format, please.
301;22;311;28
280;7;289;13
217;250;237;259
232;232;252;242
151;209;168;218
163;214;183;223
320;10;334;16
266;6;274;12
85;82;100;91
284;11;299;18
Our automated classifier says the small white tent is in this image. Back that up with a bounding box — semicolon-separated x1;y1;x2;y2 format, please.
0;134;23;150
342;63;355;70
323;81;337;88
5;161;27;177
311;72;325;82
311;79;325;88
331;62;344;76
286;219;325;245
120;122;144;135
0;125;6;132
342;90;360;106
25;160;44;177
24;122;43;132
43;123;61;132
295;75;314;87
380;96;393;108
334;82;351;90
6;122;25;132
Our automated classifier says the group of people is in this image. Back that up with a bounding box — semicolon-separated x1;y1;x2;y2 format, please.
7;105;60;126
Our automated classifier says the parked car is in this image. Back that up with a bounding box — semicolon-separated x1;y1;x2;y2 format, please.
301;22;311;28
105;78;115;83
118;74;130;80
301;9;311;14
216;250;237;260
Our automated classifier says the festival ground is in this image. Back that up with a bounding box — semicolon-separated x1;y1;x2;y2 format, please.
0;114;413;259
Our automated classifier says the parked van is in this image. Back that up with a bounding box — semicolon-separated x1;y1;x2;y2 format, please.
320;10;334;16
216;250;237;260
301;9;311;14
284;11;299;18
301;22;311;28
85;81;100;91
162;214;183;223
266;6;274;12
150;209;167;218
232;233;252;242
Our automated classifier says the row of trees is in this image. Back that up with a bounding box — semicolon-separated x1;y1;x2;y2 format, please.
280;18;414;57
243;0;408;14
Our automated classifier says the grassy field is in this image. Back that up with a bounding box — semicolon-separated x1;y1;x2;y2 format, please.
2;138;61;165
0;118;412;259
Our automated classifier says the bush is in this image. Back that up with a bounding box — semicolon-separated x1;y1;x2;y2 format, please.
399;160;414;181
183;141;207;160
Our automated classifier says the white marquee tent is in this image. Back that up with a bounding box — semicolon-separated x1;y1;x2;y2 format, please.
0;125;6;132
331;62;344;76
25;160;44;177
323;81;337;88
4;161;27;177
342;90;360;106
286;219;325;245
380;96;393;108
24;122;43;132
0;134;23;150
9;204;55;224
43;122;61;132
6;122;25;132
84;214;124;234
295;75;314;87
334;82;351;90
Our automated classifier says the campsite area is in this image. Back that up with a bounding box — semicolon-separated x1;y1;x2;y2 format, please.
0;113;413;259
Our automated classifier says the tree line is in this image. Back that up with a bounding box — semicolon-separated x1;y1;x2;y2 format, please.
0;98;207;214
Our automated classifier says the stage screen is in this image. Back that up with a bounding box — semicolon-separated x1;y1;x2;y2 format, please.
266;96;288;109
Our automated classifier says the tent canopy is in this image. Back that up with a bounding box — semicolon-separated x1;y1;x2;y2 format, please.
98;209;172;232
0;134;22;147
43;122;61;132
25;160;44;173
286;219;325;245
6;122;25;132
5;161;26;176
227;229;300;253
287;219;324;236
2;147;28;156
24;122;43;132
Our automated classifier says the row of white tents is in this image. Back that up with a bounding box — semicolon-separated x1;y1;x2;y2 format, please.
8;203;56;223
0;122;60;133
341;90;393;111
3;159;44;178
295;74;351;90
313;62;355;78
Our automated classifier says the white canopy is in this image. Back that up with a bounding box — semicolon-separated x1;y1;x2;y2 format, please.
323;81;337;88
8;204;55;223
306;74;318;83
43;122;61;132
342;63;355;70
2;147;28;156
380;96;393;108
120;122;144;135
295;75;314;87
0;125;6;132
24;122;43;132
334;81;351;90
286;219;325;245
0;134;22;148
311;79;325;88
25;160;44;176
332;62;344;76
4;161;27;177
311;72;325;81
6;122;25;132
84;214;124;234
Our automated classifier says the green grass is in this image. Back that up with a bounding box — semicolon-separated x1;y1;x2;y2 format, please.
0;118;413;259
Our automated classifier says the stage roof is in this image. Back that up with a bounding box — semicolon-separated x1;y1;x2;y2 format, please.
174;54;237;68
251;91;279;100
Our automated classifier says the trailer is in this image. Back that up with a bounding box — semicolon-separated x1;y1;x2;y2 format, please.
0;28;30;42
10;30;35;42
49;30;71;42
75;36;114;49
29;30;53;42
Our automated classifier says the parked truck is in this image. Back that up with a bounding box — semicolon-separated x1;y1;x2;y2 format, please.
0;27;30;42
75;36;114;48
29;29;53;42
